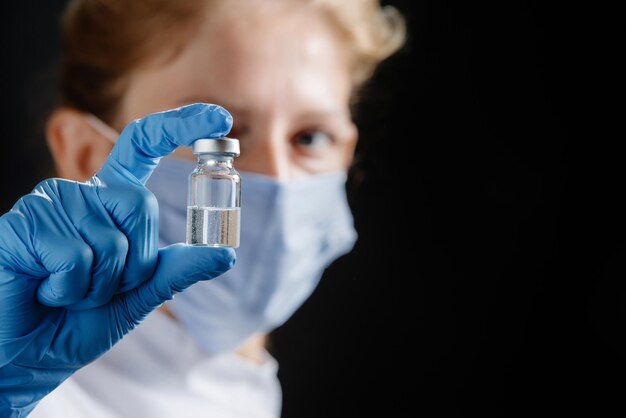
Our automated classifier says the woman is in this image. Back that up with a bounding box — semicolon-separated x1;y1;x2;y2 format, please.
0;0;405;416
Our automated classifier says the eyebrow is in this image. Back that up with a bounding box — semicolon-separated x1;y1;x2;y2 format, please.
174;97;348;121
174;97;251;118
296;110;349;120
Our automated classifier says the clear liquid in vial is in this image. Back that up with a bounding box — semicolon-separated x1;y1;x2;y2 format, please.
186;206;240;247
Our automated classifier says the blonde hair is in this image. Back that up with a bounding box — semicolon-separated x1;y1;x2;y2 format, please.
59;0;406;123
310;0;406;87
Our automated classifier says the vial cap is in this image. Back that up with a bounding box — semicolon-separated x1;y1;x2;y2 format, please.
192;137;240;156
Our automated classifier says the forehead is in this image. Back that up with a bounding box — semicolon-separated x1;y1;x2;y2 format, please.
122;4;353;119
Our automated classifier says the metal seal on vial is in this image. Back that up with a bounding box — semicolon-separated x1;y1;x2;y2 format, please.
192;137;240;156
186;137;241;248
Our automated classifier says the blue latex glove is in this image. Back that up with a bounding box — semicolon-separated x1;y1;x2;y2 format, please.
0;103;235;417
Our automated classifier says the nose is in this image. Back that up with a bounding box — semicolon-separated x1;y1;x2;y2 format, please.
237;132;293;180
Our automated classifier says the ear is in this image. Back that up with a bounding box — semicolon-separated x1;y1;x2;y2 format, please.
46;108;114;182
342;121;359;167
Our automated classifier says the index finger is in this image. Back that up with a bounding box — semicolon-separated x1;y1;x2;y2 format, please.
98;103;232;185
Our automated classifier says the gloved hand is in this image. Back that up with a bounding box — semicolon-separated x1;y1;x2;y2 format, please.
0;103;235;417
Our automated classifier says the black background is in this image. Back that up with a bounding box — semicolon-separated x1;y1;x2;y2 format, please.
1;1;623;417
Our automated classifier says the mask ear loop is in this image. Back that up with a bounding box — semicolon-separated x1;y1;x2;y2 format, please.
85;114;119;144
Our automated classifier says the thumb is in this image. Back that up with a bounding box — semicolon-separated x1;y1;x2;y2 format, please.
111;244;235;329
98;103;232;186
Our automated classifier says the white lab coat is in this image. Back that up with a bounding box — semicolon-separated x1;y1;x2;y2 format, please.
29;309;282;418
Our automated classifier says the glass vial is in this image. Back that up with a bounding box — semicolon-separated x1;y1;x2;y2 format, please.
186;137;241;247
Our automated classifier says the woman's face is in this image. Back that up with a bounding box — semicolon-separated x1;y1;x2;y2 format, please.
116;4;357;180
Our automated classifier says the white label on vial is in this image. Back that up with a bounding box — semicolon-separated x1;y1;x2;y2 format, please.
186;206;240;247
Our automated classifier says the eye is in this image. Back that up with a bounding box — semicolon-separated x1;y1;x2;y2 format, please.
227;123;248;140
293;130;335;152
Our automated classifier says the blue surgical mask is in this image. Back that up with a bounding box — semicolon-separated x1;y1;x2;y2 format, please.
146;156;358;354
